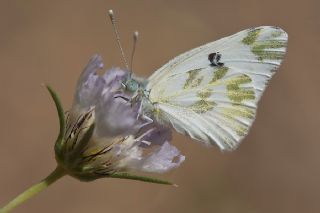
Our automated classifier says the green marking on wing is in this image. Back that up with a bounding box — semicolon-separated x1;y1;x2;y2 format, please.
227;74;252;86
271;29;283;38
189;99;216;113
216;110;249;137
183;69;203;89
252;40;287;61
192;77;204;88
226;75;255;103
210;67;229;83
242;27;287;61
235;126;248;136
242;28;262;45
222;106;255;119
197;89;212;99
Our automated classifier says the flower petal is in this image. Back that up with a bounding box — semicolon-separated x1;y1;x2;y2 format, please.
95;96;150;137
73;54;105;110
138;124;172;147
103;67;128;87
127;141;185;173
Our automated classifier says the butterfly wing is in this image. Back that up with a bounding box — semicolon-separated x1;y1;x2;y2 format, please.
145;26;288;151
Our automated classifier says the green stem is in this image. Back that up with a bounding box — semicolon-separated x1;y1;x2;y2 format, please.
0;166;66;213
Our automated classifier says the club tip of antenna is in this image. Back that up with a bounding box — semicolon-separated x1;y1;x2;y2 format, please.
108;9;114;17
133;31;139;40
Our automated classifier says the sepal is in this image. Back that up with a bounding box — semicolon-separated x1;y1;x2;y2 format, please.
45;85;66;160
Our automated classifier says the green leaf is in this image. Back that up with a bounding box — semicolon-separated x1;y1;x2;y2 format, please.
45;85;66;155
109;173;177;187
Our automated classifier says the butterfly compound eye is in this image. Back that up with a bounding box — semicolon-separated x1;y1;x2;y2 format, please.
124;79;140;92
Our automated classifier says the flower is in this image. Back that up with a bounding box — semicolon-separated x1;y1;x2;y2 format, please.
55;55;185;181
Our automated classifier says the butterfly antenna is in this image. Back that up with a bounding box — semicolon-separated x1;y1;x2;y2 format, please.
108;9;129;70
130;31;139;75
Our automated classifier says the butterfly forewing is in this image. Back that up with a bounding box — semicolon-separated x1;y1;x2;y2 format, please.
146;26;288;151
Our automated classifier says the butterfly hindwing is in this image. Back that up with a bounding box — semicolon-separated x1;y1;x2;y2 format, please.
145;26;288;151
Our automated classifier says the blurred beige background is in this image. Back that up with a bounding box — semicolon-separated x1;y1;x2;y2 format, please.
0;0;319;212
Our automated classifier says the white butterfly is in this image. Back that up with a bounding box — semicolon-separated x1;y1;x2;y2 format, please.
123;26;288;151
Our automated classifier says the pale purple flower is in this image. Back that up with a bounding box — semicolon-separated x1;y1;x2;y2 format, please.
56;55;185;181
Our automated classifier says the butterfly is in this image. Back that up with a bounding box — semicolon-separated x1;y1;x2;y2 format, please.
120;26;288;151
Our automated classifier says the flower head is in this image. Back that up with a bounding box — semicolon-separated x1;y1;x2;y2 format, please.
55;55;185;181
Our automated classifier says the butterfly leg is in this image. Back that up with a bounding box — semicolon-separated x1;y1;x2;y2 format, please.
137;103;153;124
114;93;130;102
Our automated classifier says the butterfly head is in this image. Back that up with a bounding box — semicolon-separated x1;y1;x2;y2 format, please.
121;74;147;93
122;78;140;92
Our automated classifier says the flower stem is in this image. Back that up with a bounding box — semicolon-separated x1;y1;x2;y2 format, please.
0;166;66;213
